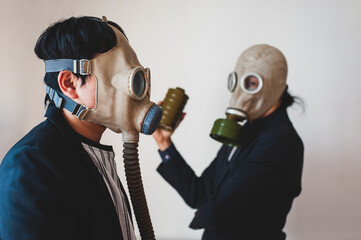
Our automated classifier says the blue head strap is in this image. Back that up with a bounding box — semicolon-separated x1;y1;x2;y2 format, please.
45;59;91;75
44;59;91;119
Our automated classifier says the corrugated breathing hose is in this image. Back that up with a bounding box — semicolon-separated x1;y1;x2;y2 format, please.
123;142;155;240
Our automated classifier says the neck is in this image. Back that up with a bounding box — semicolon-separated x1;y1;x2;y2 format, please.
260;99;281;119
62;110;106;143
250;99;282;123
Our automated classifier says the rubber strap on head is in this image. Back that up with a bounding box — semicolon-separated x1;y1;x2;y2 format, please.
45;59;90;75
46;85;89;120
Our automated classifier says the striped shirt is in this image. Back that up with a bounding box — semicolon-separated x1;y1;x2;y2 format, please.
81;142;136;240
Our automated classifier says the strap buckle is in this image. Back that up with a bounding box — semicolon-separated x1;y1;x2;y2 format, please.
72;104;90;120
74;59;91;75
45;86;90;119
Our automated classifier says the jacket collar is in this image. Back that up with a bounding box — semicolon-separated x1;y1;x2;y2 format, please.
241;106;291;148
44;103;122;228
44;103;80;146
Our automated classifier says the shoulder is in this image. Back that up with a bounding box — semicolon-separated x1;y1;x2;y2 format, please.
247;118;304;164
12;118;65;150
4;117;73;157
1;119;74;181
262;119;303;147
0;122;75;239
254;107;303;150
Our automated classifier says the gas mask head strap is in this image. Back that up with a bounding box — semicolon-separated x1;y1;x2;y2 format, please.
45;59;91;75
45;85;90;120
44;59;92;119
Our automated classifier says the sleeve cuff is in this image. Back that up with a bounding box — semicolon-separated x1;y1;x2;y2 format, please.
158;143;178;163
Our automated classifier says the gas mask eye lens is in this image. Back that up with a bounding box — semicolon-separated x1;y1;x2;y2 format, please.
129;67;149;100
133;70;146;98
244;76;259;90
240;73;263;94
228;72;237;92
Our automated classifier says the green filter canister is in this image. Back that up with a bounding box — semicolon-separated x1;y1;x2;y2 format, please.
159;87;189;131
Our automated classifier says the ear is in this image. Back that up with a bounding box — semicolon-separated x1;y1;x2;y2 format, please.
58;70;79;100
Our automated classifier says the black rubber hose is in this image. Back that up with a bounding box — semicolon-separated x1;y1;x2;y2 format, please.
123;142;155;240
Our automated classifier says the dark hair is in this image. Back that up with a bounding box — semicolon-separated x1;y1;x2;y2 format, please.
34;16;127;92
281;86;305;111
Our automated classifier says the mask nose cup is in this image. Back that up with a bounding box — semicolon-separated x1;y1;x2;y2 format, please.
210;119;243;146
142;104;163;135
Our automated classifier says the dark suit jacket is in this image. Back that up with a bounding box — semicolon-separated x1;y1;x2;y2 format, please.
157;107;304;240
0;104;131;240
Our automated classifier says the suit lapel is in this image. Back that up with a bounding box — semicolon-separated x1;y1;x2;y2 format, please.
45;104;121;227
213;146;233;193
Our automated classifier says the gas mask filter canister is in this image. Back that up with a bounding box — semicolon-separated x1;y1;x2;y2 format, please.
158;87;189;132
210;44;288;146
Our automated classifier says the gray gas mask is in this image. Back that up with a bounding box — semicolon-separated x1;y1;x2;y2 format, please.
210;44;288;146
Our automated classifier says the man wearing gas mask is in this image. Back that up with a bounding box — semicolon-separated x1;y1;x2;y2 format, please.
0;16;162;240
153;44;304;240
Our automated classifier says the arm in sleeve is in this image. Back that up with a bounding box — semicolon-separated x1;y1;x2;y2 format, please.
157;143;222;209
0;146;75;240
190;132;304;230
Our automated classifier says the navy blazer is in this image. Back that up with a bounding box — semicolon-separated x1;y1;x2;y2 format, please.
157;107;304;240
0;104;131;240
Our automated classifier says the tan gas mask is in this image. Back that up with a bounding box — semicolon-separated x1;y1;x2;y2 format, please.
45;18;160;239
44;21;162;143
210;44;287;146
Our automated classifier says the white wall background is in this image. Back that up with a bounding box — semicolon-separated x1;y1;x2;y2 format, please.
1;0;361;239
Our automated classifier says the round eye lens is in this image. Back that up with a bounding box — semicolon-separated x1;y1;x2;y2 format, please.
240;73;263;94
227;72;237;92
244;76;259;91
133;70;146;98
